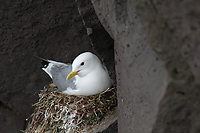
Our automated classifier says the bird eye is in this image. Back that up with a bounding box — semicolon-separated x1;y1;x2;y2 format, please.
80;62;84;66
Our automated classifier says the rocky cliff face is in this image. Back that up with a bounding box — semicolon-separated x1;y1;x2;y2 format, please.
1;0;200;132
91;0;200;133
0;0;114;132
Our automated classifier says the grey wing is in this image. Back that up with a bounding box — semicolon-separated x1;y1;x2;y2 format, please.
50;63;76;92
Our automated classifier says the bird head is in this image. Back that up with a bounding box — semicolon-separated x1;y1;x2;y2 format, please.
66;52;101;80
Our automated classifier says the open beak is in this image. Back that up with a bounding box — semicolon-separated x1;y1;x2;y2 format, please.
66;71;78;80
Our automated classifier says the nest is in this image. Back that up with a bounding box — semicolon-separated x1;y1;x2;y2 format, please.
24;83;117;133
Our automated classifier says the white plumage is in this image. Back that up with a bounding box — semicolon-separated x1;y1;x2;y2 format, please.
41;52;111;96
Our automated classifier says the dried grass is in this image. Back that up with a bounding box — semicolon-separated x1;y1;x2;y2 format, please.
24;83;117;133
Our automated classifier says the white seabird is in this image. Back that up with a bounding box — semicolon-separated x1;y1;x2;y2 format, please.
40;52;111;96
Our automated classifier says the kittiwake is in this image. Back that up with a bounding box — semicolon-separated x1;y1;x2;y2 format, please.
40;52;111;96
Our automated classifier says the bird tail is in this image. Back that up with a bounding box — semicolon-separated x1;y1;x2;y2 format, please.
35;55;53;78
34;55;50;69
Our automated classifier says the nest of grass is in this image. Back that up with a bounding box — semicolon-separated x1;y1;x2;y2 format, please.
24;83;117;133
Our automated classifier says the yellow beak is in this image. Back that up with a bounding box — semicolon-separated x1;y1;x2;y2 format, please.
66;71;78;80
